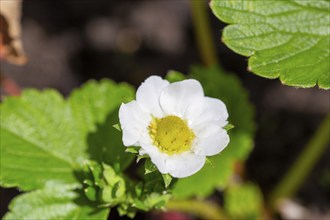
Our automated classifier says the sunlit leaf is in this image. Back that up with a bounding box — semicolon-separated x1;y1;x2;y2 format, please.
0;79;135;191
3;182;109;220
211;0;330;89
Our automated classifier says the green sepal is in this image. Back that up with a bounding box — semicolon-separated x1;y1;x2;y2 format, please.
137;154;149;163
144;159;157;174
125;147;140;154
224;123;234;131
162;174;173;188
112;123;122;132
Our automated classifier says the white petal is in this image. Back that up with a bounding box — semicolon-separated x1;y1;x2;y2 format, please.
164;153;206;178
192;123;229;156
159;79;204;118
136;75;169;117
140;146;168;174
119;101;151;146
192;97;228;127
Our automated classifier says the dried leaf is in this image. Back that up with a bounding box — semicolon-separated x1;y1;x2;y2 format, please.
0;0;27;65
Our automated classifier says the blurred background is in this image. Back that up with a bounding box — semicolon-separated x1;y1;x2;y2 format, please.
1;0;329;219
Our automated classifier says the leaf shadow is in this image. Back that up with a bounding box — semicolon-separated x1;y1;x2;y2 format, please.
71;107;136;217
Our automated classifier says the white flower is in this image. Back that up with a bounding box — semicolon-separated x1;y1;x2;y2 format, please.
119;75;229;178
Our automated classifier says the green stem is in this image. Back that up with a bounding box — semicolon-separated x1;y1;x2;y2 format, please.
166;199;228;220
268;112;330;210
190;0;218;66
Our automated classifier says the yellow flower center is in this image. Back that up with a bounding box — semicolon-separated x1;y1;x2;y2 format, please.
148;115;195;155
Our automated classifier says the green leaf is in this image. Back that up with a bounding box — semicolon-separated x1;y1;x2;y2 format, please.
144;159;157;175
3;182;110;220
0;79;135;191
117;204;137;219
136;154;149;163
112;171;171;217
224;124;234;131
162;174;173;188
112;123;122;132
69;80;135;170
84;186;98;202
210;0;330;89
172;66;255;198
101;164;126;204
86;161;103;187
82;162;126;206
224;182;263;220
125;147;140;154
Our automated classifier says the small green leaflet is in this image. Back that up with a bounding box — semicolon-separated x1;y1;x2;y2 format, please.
3;182;110;220
224;124;234;131
162;174;173;188
100;163;126;205
84;186;98;202
112;123;122;132
145;159;157;174
137;154;149;163
125;147;140;154
211;0;330;89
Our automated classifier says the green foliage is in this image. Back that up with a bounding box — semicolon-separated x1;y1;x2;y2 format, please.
125;146;140;154
144;159;157;174
0;80;136;219
162;174;173;188
0;79;135;191
172;66;255;198
83;161;126;205
81;160;172;218
224;124;234;131
210;0;330;89
3;182;109;220
114;171;171;218
224;183;263;220
112;123;122;132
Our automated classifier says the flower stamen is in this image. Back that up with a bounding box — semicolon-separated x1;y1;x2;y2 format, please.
148;115;195;155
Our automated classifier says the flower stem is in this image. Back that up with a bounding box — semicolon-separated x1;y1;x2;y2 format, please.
268;112;330;210
190;0;218;66
166;199;228;220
